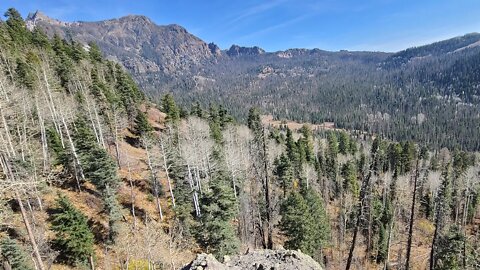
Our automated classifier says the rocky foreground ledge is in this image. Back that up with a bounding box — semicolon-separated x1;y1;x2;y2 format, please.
182;249;323;270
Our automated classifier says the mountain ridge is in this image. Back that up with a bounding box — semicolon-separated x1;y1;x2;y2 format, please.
24;11;480;150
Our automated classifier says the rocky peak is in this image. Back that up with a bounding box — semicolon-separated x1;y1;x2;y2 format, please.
165;24;189;34
117;14;152;24
25;10;71;30
26;11;215;75
227;45;265;57
208;43;222;56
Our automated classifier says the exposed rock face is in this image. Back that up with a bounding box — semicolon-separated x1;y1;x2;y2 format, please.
227;45;265;57
208;42;222;56
26;11;215;75
182;249;323;270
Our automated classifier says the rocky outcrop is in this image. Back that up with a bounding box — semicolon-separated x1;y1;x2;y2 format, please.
227;45;265;57
208;43;222;56
182;249;323;270
25;11;216;75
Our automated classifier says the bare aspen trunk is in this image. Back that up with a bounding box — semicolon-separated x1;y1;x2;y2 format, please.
0;74;10;102
61;114;84;191
0;105;16;156
0;48;15;85
231;170;238;198
17;125;25;162
90;255;95;270
36;98;49;172
383;207;396;270
187;164;201;217
2;261;12;270
0;128;11;157
93;104;106;149
1;154;45;270
112;109;122;167
39;67;65;147
160;137;175;207
127;159;137;230
144;141;163;220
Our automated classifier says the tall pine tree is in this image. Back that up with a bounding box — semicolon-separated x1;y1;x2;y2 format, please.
51;195;95;265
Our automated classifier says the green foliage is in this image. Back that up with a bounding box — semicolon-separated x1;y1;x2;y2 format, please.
46;127;72;168
298;125;315;162
376;223;388;263
161;93;180;124
55;52;73;90
274;153;294;196
88;42;103;62
115;64;144;118
73;117;121;243
208;104;223;143
338;131;350;155
434;226;465;270
51;195;94;265
285;128;299;165
341;161;359;197
134;110;153;136
0;237;33;270
190;101;205;118
247;107;263;138
325;133;339;197
279;189;330;258
15;58;35;89
400;141;416;174
4;8;30;44
327;132;339;157
196;169;239;260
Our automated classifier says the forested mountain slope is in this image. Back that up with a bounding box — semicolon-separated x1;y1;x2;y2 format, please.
25;11;480;151
2;8;480;270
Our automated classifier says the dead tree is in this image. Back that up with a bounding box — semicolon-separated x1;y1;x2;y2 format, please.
405;159;420;269
346;150;377;270
1;154;46;270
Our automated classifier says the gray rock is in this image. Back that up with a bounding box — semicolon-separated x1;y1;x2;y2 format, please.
182;249;322;270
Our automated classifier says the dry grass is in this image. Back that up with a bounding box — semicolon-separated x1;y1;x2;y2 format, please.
261;114;335;131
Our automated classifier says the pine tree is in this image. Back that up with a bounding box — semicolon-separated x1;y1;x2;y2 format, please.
430;163;453;269
0;237;33;270
208;104;223;143
15;58;35;89
326;132;339;197
190;101;205;118
115;64;144;118
46;127;72;168
274;153;294;197
88;42;103;62
338;131;350;155
303;188;331;256
376;223;388;263
73;117;121;243
51;195;94;265
435;226;465;270
247;107;262;138
279;189;330;258
4;8;30;44
299;125;315;163
279;191;310;251
286;127;300;167
196;169;239;260
341;161;359;197
134;110;153;136
161;93;180;124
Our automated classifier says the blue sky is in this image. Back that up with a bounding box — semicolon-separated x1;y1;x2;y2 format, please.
1;0;480;52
